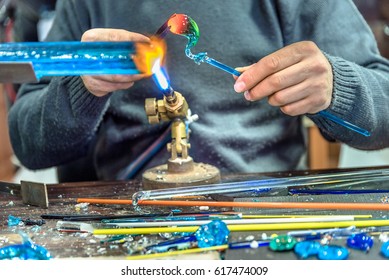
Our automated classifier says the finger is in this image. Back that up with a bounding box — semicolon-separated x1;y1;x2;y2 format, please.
278;83;330;116
280;97;317;116
233;64;253;81
233;65;254;80
244;61;309;101
89;74;147;83
234;66;252;73
82;28;150;43
269;78;331;111
92;82;135;97
82;76;135;97
267;82;311;107
234;42;308;93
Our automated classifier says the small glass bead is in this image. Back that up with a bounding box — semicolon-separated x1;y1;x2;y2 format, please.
380;240;389;258
347;233;373;251
294;240;321;259
269;235;297;251
318;245;349;260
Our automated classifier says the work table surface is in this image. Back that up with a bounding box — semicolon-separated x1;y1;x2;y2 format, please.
1;168;389;260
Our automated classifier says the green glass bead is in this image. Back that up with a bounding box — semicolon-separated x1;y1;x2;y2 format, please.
269;235;297;251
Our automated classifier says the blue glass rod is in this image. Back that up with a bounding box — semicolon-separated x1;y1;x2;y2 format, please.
208;60;370;137
318;110;370;137
203;56;241;76
0;41;140;80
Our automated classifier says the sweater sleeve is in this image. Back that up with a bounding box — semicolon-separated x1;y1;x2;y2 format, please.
309;54;389;150
276;0;389;150
8;0;111;169
8;76;111;169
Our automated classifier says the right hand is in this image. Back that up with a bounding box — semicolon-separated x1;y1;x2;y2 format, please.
81;28;150;97
233;41;333;116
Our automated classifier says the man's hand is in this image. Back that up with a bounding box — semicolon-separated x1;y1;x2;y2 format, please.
234;41;333;116
81;28;150;97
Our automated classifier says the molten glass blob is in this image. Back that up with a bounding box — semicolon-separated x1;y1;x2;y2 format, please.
167;13;200;49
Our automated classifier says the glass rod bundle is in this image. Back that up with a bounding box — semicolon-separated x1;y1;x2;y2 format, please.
132;168;389;206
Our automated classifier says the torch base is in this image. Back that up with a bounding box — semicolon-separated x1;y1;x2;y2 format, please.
142;157;221;190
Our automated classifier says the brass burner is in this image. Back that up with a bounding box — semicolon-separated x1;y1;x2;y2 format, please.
142;91;220;189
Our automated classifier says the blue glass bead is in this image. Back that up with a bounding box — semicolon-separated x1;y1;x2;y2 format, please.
380;240;389;258
0;231;52;260
317;245;349;260
7;215;22;226
194;220;229;248
294;240;321;259
347;233;374;251
348;233;373;251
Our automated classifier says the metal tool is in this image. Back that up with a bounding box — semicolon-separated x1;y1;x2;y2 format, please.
0;62;37;83
0;181;48;208
0;180;142;209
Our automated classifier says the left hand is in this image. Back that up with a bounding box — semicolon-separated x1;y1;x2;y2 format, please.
233;41;333;116
80;28;150;97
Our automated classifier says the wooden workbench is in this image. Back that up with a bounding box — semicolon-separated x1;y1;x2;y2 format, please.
1;168;389;260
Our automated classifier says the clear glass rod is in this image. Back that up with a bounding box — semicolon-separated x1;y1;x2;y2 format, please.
132;168;389;206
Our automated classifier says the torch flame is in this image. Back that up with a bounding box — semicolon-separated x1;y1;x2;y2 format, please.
152;58;169;91
133;36;166;75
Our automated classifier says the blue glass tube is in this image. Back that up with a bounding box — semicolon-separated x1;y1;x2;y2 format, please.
0;41;140;80
185;49;241;76
203;56;241;76
186;48;370;137
318;110;370;137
